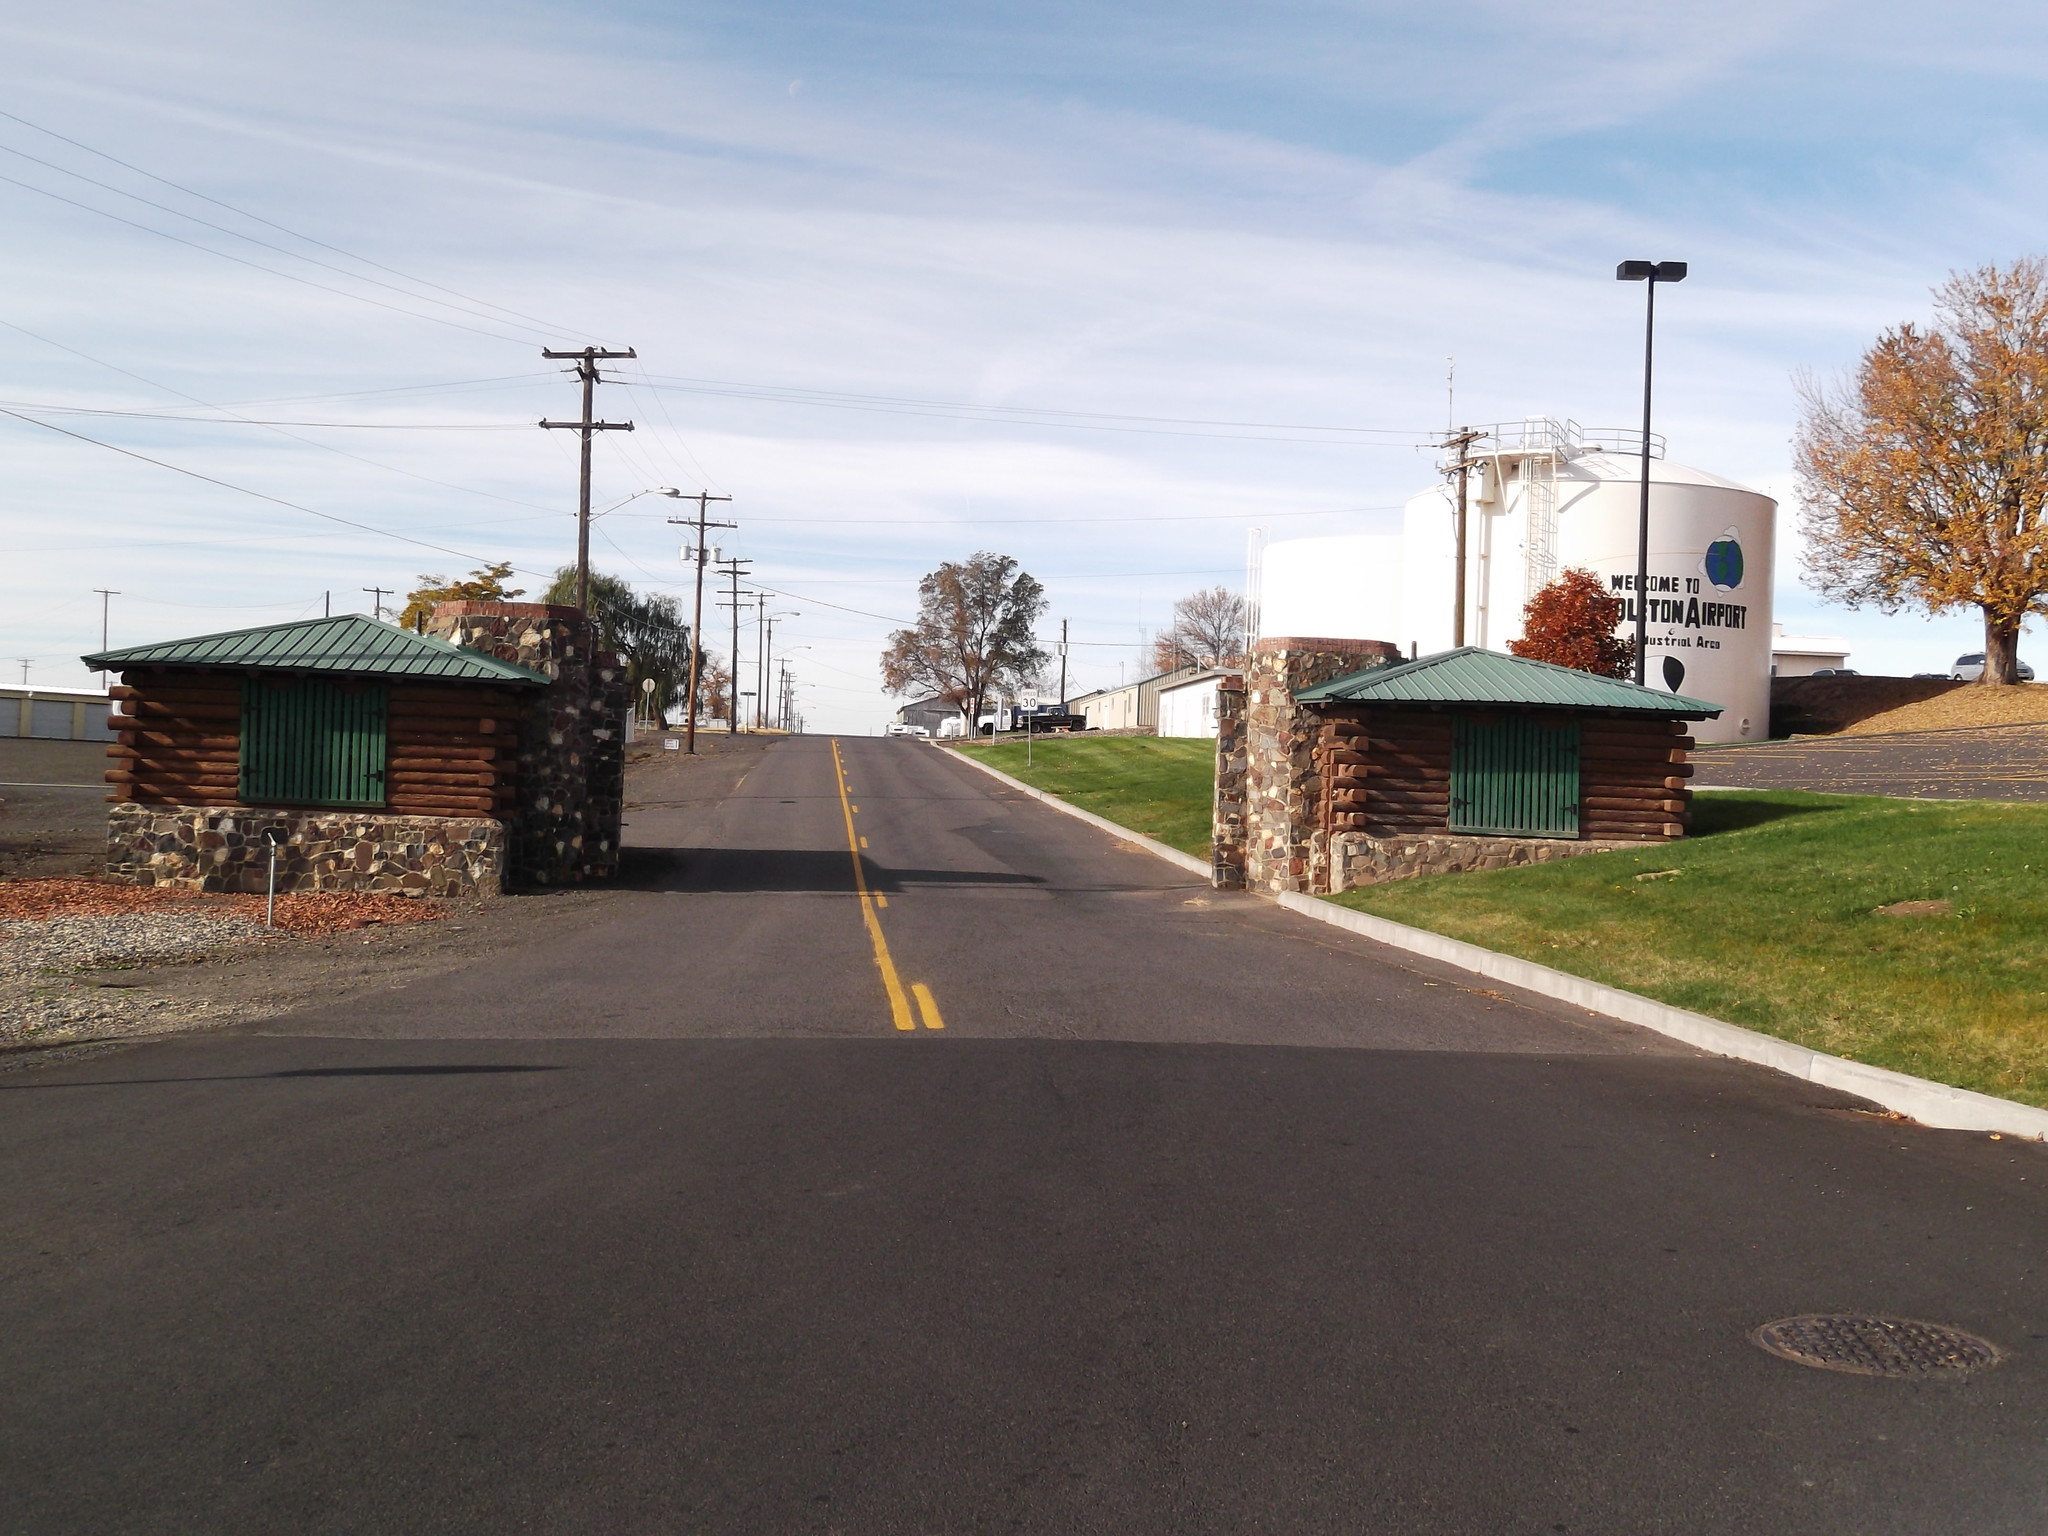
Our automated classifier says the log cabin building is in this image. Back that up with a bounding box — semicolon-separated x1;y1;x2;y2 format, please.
1214;642;1721;895
84;603;629;896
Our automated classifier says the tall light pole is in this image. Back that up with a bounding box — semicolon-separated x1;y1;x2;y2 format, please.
92;589;119;676
1616;259;1687;684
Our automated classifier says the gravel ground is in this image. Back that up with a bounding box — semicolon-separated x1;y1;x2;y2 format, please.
2;910;273;1047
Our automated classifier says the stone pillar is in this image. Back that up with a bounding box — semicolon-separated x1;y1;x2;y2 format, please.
427;602;629;887
1211;673;1248;888
1237;637;1401;895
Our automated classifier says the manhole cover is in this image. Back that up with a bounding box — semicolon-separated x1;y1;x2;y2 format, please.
1752;1315;2003;1377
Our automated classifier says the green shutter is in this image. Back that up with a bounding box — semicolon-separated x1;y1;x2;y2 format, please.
1449;715;1580;838
240;679;388;807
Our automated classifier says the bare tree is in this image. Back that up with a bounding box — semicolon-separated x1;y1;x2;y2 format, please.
1148;586;1247;674
1798;257;2048;684
881;552;1048;726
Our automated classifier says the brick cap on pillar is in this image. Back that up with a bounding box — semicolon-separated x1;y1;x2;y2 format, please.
432;602;583;620
1251;636;1402;653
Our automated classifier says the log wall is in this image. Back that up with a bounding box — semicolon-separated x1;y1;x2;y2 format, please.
105;669;532;818
1310;706;1693;845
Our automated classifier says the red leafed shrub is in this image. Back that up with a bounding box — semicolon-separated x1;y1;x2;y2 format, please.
1508;568;1634;679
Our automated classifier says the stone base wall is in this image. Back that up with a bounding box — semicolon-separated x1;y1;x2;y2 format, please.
1333;831;1637;891
107;803;505;897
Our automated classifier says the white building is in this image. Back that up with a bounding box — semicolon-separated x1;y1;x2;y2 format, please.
1769;624;1851;676
1256;419;1777;744
1155;671;1229;738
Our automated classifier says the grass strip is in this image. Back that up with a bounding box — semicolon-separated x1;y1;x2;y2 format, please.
1336;792;2048;1108
948;736;1216;857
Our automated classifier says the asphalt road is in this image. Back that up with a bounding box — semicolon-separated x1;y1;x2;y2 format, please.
1696;722;2048;800
6;735;2047;1533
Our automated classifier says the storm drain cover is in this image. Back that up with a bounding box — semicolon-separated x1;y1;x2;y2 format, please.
1752;1315;2003;1377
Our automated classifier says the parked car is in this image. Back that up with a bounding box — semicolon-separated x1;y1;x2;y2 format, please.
1809;667;1859;676
885;721;915;736
1949;653;2036;681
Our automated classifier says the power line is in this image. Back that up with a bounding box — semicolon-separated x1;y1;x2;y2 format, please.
0;106;587;340
0;139;562;342
621;372;1441;444
0;170;536;344
0;319;564;516
0;401;528;429
0;406;549;572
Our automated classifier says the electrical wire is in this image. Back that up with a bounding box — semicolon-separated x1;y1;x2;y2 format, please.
621;371;1440;444
0;171;535;345
0;320;565;515
0;106;590;341
0;407;552;574
0;401;528;429
0;140;561;342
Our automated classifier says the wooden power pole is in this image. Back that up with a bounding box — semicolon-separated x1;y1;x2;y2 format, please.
667;491;735;755
539;345;636;613
1441;427;1485;647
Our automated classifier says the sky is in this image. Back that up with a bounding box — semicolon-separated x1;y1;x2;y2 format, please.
6;0;2048;729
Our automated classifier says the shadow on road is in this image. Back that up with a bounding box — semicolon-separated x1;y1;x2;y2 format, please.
0;1064;562;1091
613;845;1046;895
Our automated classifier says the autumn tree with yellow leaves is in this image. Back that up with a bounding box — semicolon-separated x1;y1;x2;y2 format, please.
1798;258;2048;684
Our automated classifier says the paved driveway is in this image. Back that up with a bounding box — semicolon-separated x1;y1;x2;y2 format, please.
1696;723;2048;800
5;735;2046;1533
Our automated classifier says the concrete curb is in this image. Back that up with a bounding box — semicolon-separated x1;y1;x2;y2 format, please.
937;742;2048;1140
938;744;1212;879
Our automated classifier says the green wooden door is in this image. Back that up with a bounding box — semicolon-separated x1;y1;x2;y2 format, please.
1449;715;1580;837
240;679;388;806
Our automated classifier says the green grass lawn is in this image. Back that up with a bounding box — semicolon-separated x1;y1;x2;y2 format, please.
1336;792;2048;1106
949;735;1216;857
953;735;2048;1107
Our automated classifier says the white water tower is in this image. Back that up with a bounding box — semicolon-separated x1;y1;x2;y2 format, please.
1256;420;1776;744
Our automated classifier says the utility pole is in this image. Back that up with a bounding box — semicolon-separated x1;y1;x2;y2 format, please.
1440;428;1484;648
762;612;797;731
1057;618;1069;707
92;589;118;674
715;559;753;733
362;586;392;622
667;491;735;755
539;344;637;613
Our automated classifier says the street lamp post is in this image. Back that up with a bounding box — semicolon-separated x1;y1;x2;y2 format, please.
1616;259;1687;685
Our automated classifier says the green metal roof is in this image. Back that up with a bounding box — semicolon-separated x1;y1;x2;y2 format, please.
1294;647;1723;717
82;613;551;686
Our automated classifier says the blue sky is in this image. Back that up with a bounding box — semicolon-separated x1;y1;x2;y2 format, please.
5;0;2048;726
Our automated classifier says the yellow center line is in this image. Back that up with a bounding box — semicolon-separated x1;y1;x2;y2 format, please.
912;982;946;1030
832;738;915;1032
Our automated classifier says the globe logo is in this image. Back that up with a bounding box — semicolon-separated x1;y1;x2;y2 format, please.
1702;530;1744;591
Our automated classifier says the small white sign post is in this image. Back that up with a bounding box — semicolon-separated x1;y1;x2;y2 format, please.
1021;691;1039;765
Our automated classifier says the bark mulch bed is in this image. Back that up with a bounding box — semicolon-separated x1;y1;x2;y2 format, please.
0;878;445;933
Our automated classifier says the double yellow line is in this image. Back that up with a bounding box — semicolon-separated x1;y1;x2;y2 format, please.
831;739;944;1032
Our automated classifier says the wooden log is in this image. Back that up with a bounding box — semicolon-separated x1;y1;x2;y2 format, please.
387;799;496;817
1324;718;1370;737
1583;795;1689;814
1320;747;1371;767
386;772;496;789
116;731;239;751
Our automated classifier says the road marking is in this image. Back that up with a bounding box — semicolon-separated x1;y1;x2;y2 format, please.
831;738;915;1032
874;893;888;908
859;836;868;849
912;982;946;1031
